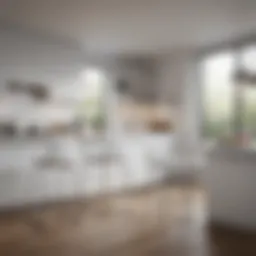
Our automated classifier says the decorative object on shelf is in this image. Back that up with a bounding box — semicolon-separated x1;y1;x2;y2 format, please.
27;83;49;101
234;69;256;85
147;119;173;133
6;80;25;93
0;122;18;137
6;80;50;101
117;78;129;94
26;125;40;137
48;122;72;135
36;157;72;171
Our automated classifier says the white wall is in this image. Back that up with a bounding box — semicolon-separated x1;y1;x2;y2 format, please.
0;26;87;126
0;27;161;127
0;27;166;209
157;52;204;172
0;27;85;208
0;28;85;87
157;55;186;106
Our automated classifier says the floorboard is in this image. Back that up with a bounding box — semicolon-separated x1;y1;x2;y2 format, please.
0;184;255;256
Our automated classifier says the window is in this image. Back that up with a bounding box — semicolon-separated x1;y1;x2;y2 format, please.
202;43;256;149
202;51;235;140
241;45;256;73
77;69;107;138
237;45;256;148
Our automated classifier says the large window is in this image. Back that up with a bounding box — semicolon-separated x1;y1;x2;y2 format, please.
77;69;107;138
202;51;235;140
202;43;256;149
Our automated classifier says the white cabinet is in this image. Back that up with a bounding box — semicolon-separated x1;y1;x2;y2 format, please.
203;146;256;230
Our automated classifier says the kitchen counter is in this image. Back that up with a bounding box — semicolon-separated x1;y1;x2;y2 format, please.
203;144;256;230
0;133;173;208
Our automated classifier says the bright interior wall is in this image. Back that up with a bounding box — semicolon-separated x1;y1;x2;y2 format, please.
0;27;168;209
156;52;204;172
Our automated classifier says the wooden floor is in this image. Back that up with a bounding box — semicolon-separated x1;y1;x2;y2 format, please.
0;184;255;256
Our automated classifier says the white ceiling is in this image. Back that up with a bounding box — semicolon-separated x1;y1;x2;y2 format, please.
0;0;255;54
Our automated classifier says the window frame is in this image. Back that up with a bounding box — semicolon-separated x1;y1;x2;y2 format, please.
199;35;256;147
